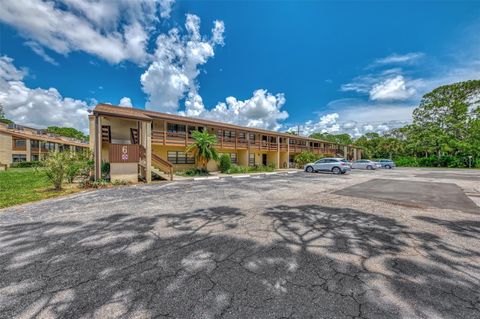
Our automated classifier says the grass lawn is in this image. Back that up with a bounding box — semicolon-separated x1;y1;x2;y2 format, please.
0;168;83;209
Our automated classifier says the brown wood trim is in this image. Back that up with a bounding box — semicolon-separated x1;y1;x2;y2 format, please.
109;144;139;163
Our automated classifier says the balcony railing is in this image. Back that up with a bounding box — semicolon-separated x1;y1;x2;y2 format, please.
151;130;341;154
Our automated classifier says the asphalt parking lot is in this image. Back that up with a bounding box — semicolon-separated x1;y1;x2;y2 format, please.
0;168;479;318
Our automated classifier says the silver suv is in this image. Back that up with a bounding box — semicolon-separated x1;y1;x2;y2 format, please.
377;159;396;169
304;158;351;174
351;159;377;170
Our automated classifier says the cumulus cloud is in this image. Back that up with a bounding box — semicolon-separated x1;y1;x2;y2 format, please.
292;98;415;138
342;71;421;102
369;75;417;101
0;0;172;64
119;97;133;107
0;56;90;132
180;89;288;131
141;14;225;112
372;52;424;66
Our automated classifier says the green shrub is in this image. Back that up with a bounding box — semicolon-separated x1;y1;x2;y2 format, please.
178;168;210;176
111;179;130;186
11;161;40;168
218;154;232;173
394;156;419;167
294;152;320;168
417;156;438;167
227;165;247;174
41;151;67;190
101;162;110;178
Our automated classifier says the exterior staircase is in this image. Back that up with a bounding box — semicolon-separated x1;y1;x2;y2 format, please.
151;153;174;181
130;128;138;144
101;125;111;142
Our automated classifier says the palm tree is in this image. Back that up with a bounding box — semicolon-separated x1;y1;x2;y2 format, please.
186;130;219;170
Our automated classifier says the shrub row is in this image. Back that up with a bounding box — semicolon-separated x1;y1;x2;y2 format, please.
394;156;480;168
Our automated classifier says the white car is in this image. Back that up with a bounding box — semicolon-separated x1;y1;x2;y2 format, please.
351;160;377;170
304;158;351;174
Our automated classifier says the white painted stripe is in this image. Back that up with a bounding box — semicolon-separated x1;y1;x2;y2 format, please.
286;171;298;174
193;176;220;181
232;174;251;178
264;172;278;175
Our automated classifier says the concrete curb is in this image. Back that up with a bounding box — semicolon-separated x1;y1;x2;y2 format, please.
231;174;251;178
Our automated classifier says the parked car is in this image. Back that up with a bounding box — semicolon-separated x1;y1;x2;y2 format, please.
304;158;351;174
373;161;382;169
377;159;396;169
351;159;377;170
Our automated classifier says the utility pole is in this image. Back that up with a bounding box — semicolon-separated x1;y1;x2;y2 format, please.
297;125;302;136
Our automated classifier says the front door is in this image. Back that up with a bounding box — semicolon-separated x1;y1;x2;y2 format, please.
262;154;267;166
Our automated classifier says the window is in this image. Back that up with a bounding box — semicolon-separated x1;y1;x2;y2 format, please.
12;154;26;162
15;139;26;148
44;142;55;151
167;123;186;133
238;132;246;140
188;126;197;137
31;140;39;148
223;130;235;138
248;133;256;142
249;153;255;166
230;153;237;164
31;154;39;161
167;151;195;164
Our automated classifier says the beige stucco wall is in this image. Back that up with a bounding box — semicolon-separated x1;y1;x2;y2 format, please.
110;163;138;183
0;132;12;166
280;151;289;169
102;117;138;144
89;116;95;150
238;149;248;167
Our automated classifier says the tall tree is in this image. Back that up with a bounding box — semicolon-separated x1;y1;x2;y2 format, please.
0;103;14;125
46;126;88;141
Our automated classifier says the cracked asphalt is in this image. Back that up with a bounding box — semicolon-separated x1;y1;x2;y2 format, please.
0;168;479;318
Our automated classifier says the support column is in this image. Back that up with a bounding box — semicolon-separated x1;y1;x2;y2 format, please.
38;140;42;160
144;121;152;183
358;149;362;160
344;146;348;159
94;114;102;181
26;138;31;161
287;137;290;168
276;137;280;169
353;148;358;161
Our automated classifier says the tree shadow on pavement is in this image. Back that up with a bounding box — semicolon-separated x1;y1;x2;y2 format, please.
0;205;478;318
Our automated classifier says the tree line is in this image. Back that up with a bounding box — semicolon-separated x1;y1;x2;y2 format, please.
310;80;480;168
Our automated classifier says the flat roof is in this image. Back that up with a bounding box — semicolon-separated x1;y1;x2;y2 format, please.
93;103;358;148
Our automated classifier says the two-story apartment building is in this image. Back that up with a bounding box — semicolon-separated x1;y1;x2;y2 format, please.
90;104;362;183
0;122;89;167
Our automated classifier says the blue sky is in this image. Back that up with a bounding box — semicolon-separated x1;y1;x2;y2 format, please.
0;1;479;135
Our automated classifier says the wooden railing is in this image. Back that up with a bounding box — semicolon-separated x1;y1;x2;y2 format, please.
152;153;173;181
151;129;341;154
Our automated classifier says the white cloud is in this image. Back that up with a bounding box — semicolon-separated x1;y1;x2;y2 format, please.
119;97;133;107
159;0;175;18
141;14;224;112
293;98;415;138
24;41;59;66
0;56;90;132
0;0;170;64
369;75;417;101
181;89;288;131
372;52;424;65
